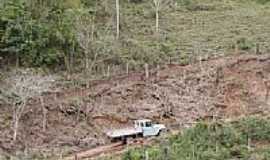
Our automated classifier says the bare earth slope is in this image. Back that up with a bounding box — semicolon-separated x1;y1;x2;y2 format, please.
1;53;270;157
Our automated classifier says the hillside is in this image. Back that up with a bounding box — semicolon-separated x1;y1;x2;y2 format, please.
1;53;270;159
1;0;270;160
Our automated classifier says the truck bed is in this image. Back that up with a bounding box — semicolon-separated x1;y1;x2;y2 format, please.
106;127;142;138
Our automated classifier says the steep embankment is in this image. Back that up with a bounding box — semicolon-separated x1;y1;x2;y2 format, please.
1;54;270;158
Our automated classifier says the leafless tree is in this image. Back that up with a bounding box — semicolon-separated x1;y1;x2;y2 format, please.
75;6;101;75
75;7;116;79
76;15;94;70
6;70;55;141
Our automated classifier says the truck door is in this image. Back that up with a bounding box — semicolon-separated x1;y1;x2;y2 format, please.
142;121;157;136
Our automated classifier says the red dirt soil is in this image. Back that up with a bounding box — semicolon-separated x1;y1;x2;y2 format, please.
1;53;270;158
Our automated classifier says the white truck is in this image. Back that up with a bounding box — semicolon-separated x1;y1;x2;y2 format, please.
106;119;166;142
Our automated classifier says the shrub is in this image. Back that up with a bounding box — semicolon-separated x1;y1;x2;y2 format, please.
236;38;254;51
121;117;270;160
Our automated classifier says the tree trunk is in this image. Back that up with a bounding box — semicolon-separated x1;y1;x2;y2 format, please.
155;6;159;34
116;0;120;39
12;102;26;141
126;63;129;75
40;96;47;132
16;52;19;68
70;43;75;74
107;65;111;77
64;53;71;76
85;52;89;70
13;113;18;141
145;63;149;79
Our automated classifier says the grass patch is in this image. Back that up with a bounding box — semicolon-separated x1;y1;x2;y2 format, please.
122;0;270;64
120;117;270;160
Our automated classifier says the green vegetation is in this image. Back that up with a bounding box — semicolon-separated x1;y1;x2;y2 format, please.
1;0;270;73
252;0;270;4
119;117;270;160
0;0;80;69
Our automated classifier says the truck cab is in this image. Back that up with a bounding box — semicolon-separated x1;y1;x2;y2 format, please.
134;119;166;137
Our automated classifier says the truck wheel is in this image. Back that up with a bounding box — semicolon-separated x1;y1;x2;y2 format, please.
121;136;127;144
158;130;166;137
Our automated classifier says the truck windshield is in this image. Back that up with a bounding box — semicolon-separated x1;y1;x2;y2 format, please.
145;122;152;127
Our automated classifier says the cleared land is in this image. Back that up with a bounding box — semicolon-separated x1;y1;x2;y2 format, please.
1;53;270;159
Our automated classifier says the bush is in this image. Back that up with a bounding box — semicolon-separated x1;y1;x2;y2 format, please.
121;117;270;160
252;0;270;4
236;38;254;51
